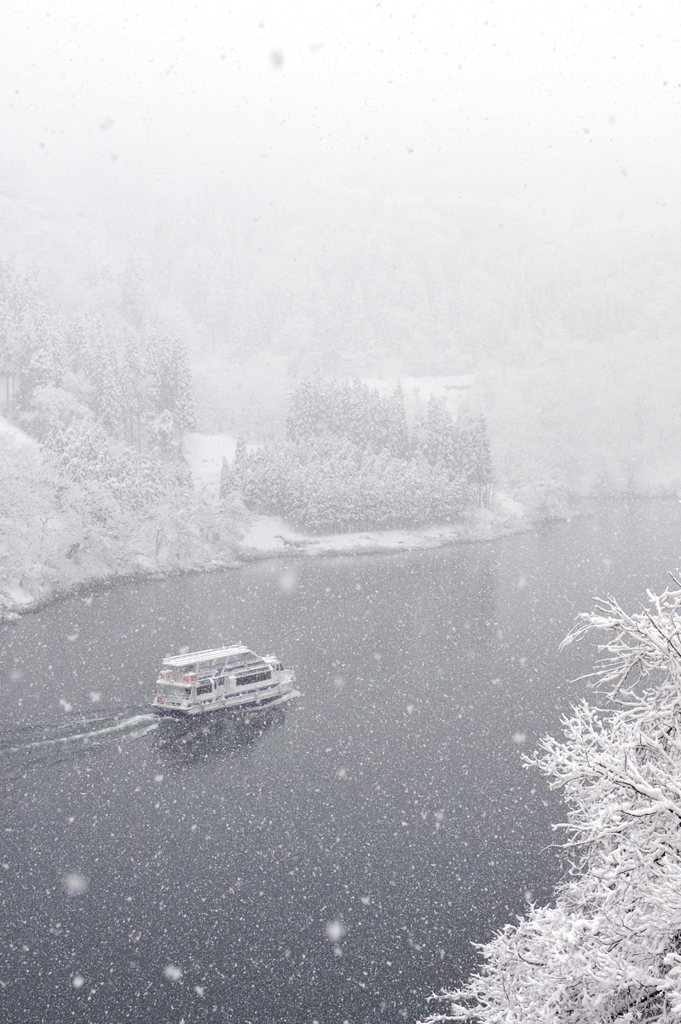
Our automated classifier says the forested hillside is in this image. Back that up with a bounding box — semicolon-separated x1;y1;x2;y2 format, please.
4;178;681;502
0;260;241;618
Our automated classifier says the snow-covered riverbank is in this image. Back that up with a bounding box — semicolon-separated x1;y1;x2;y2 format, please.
0;507;531;622
183;431;540;559
0;484;538;622
238;497;533;560
0;420;244;623
0;541;243;624
0;423;559;622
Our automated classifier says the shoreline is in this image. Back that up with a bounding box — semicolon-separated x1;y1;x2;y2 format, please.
0;502;541;624
0;556;242;624
236;505;535;561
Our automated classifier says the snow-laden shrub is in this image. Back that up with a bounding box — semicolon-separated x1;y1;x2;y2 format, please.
236;437;470;533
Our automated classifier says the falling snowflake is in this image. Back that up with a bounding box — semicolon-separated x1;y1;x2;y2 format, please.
279;569;297;593
325;919;347;943
62;873;89;896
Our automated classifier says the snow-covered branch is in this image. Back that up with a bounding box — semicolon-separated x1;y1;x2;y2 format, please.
560;587;681;702
424;586;681;1022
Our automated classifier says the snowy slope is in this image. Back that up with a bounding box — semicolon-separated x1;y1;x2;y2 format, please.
0;415;38;450
182;432;237;500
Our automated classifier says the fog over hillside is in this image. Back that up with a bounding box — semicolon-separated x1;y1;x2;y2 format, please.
2;0;681;495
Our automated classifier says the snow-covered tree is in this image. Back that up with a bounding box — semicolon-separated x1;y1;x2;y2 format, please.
454;413;494;506
385;381;409;458
424;585;681;1024
94;341;124;437
218;456;234;502
172;336;196;432
234;432;247;467
120;332;142;447
144;331;195;433
148;408;179;460
286;376;320;441
28;385;90;440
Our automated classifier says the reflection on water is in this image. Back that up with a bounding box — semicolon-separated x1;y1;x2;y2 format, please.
153;704;293;766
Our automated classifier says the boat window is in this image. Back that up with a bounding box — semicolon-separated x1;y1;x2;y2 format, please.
236;670;272;687
196;682;213;696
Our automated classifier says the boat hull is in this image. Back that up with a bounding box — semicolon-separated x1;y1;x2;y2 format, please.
153;686;300;718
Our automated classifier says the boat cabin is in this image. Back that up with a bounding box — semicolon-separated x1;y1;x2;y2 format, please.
153;644;287;713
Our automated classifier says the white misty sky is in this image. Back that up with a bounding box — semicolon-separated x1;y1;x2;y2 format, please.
2;1;681;486
2;0;680;220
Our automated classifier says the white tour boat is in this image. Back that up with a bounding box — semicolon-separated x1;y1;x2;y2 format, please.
152;645;297;717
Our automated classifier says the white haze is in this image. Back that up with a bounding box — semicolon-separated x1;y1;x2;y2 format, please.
3;0;681;495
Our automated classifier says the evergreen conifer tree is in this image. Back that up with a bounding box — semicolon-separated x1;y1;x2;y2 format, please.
286;377;320;441
471;414;493;506
148;408;179;460
172;337;196;432
143;331;195;438
454;413;494;504
120;333;142;447
95;343;124;438
385;382;409;458
419;396;454;468
219;456;235;502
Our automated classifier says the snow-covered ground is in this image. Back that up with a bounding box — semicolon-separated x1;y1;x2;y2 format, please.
0;413;38;450
238;494;531;560
182;432;237;500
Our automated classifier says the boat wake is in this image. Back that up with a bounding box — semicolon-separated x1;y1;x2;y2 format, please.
0;712;158;761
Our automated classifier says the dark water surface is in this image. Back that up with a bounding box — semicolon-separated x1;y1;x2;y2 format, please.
2;500;681;1023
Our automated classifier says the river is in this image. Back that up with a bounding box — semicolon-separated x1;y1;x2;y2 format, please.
2;500;681;1023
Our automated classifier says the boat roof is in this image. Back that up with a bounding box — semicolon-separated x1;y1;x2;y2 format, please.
162;645;258;668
